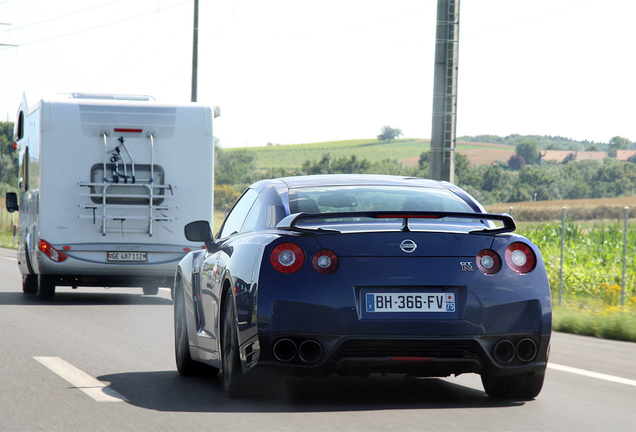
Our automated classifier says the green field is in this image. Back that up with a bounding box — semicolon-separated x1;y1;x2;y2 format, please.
223;138;506;171
225;139;423;171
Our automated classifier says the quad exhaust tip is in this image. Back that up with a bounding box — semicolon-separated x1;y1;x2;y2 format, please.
493;340;515;363
298;340;323;363
273;338;323;363
493;338;538;364
273;338;297;362
516;338;538;363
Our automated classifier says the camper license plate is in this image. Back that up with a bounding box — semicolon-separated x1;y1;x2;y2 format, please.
107;252;147;262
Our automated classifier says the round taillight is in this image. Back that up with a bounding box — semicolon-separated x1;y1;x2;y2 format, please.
505;242;536;274
476;249;502;274
270;242;305;273
311;249;339;275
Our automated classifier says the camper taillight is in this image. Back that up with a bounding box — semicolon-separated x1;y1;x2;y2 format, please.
114;128;143;133
38;239;68;262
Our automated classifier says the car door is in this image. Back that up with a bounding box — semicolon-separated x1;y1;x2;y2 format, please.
199;189;259;351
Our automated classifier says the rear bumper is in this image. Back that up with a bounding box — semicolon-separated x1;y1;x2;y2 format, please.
251;333;550;379
35;247;187;278
37;274;175;288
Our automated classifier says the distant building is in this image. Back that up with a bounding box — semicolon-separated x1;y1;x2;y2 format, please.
616;150;636;161
540;150;606;163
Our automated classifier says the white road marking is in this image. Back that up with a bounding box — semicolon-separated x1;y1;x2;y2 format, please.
34;356;128;402
549;363;636;387
1;256;17;261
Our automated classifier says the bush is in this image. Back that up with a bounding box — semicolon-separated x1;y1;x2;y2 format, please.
214;184;241;212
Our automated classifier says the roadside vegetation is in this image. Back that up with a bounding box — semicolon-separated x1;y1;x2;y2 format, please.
0;229;16;249
516;221;636;342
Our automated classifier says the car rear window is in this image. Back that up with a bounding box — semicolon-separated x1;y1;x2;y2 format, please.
287;185;483;232
289;186;474;214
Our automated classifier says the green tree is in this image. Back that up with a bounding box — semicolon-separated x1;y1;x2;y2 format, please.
215;146;258;188
214;184;241;211
454;153;483;187
481;165;505;192
331;155;371;173
377;126;403;143
0;121;17;188
301;154;333;175
515;140;540;165
607;136;631;158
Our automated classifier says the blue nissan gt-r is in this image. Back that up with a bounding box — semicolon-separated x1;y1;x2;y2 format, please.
173;174;551;399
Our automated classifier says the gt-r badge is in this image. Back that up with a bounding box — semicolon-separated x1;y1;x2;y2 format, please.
399;239;417;253
460;262;474;272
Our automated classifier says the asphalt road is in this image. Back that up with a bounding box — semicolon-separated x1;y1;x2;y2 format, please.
1;247;635;431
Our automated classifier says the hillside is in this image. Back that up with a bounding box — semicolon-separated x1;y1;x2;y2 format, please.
216;137;636;213
400;141;515;166
224;138;515;171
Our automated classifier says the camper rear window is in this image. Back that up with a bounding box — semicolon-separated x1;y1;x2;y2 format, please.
90;164;165;205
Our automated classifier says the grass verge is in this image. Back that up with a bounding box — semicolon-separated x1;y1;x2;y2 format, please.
0;229;17;250
553;306;636;342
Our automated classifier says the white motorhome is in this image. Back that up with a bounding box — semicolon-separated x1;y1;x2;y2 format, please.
5;93;218;299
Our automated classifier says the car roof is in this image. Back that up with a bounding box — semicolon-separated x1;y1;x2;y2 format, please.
275;174;447;189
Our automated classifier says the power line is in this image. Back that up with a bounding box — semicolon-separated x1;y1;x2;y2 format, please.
0;0;191;49
0;0;122;35
0;21;15;46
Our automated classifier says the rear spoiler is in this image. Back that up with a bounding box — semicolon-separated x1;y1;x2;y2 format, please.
276;211;516;235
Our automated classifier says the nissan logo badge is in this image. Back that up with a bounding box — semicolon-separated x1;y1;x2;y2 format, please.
399;239;417;253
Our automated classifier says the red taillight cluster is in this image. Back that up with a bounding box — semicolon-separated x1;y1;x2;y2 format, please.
312;249;339;275
38;239;68;262
270;243;339;275
477;242;536;275
505;242;536;273
270;242;305;273
476;249;502;274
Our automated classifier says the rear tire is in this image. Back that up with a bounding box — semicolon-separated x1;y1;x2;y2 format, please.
174;280;218;376
481;370;545;400
22;275;37;294
222;289;247;398
37;275;56;300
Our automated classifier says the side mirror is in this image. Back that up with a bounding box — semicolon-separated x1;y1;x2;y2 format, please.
184;220;212;242
184;220;220;253
6;192;18;213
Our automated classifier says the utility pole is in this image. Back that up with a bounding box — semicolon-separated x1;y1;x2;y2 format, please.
430;0;460;183
191;0;199;102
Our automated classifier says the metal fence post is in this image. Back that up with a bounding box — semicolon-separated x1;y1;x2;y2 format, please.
622;207;629;307
559;207;566;307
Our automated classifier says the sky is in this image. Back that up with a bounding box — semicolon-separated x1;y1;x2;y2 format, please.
0;0;634;148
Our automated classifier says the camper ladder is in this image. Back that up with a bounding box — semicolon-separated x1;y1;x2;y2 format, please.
78;131;174;236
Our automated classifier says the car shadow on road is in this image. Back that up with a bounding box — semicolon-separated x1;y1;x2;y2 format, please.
0;291;173;306
98;370;524;412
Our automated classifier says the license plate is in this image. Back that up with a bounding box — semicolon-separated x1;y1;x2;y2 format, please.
107;252;147;262
366;292;455;313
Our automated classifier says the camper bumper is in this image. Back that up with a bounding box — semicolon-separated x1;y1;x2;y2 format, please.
35;247;189;278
